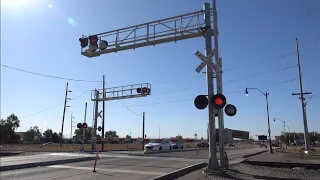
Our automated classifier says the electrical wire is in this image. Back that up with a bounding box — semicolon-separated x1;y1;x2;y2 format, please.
302;0;319;54
20;84;102;119
152;65;296;96
1;64;102;83
104;83;143;117
104;78;298;109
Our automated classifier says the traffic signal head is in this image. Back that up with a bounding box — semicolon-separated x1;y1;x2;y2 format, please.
211;94;226;109
77;123;82;128
98;126;102;131
79;38;88;48
224;104;237;116
82;123;88;128
194;95;208;110
100;40;108;50
89;35;98;46
137;87;150;94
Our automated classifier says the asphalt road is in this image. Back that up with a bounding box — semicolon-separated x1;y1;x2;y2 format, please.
1;147;265;180
1;155;204;180
108;147;265;159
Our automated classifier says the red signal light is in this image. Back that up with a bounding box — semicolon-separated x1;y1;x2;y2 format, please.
214;97;223;106
211;94;226;109
89;35;98;46
142;87;147;93
82;123;88;129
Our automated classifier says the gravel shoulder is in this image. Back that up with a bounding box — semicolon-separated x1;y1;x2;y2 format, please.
176;163;320;180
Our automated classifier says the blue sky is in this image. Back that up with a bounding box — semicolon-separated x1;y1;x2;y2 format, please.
1;0;319;139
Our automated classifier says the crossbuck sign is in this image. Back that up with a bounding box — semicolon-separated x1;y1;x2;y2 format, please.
195;49;218;73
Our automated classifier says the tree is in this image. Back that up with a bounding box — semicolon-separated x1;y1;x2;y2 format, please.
105;130;118;138
74;127;92;140
52;132;61;143
6;113;20;129
0;115;20;143
43;129;53;142
24;126;41;142
176;135;183;139
126;135;131;139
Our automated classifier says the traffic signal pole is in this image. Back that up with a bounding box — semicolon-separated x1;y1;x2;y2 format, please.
92;90;99;151
211;0;226;168
83;102;87;144
102;75;106;151
142;112;145;150
203;3;220;171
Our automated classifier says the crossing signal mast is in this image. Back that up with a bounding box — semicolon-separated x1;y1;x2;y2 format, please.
79;1;231;172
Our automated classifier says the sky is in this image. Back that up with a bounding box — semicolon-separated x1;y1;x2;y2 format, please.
1;0;319;140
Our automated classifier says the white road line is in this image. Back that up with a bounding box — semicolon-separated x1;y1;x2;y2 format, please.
48;165;165;176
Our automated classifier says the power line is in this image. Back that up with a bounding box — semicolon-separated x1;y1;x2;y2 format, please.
154;52;295;84
1;64;102;83
302;0;319;55
223;52;295;72
102;78;298;109
104;83;142;117
152;65;296;96
20;84;102;119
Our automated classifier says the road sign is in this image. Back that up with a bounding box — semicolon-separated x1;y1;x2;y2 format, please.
194;49;218;73
98;110;102;118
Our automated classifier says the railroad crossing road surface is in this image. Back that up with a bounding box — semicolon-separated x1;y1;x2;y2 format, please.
1;148;265;180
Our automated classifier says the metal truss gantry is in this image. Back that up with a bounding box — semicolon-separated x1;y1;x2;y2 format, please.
91;83;151;101
81;10;214;57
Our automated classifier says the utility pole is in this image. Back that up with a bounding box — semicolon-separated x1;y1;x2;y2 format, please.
60;82;71;147
70;113;75;139
204;2;219;171
292;37;312;153
142;112;145;150
158;126;161;139
92;90;99;151
102;75;106;151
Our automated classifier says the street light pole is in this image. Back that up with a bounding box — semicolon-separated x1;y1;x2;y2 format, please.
245;87;273;153
274;118;287;149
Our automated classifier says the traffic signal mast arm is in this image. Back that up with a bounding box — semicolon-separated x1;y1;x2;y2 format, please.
80;10;214;57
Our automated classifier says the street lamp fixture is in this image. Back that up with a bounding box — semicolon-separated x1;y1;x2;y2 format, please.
245;87;273;153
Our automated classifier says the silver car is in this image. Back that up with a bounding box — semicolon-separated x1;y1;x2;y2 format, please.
171;142;184;149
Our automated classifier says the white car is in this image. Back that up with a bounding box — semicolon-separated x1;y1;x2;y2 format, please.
144;141;172;151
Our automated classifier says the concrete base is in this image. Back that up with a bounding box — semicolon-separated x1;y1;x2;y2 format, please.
202;168;222;175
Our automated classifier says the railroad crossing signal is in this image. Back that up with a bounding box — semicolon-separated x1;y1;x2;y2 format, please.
194;94;237;117
79;38;88;48
89;35;99;51
137;87;151;94
98;126;102;131
77;123;88;129
195;49;218;73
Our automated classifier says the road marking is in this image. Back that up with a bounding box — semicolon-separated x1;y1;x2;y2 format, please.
48;165;165;176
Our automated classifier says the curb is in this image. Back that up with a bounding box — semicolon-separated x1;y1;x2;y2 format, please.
0;157;95;171
243;150;267;158
242;160;320;170
150;162;208;180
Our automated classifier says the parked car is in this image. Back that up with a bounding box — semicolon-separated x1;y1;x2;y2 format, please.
144;141;172;151
195;142;209;148
171;142;184;149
